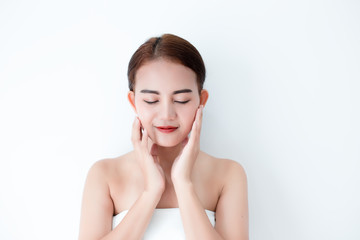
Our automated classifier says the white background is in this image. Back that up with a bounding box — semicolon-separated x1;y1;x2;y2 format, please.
1;0;359;239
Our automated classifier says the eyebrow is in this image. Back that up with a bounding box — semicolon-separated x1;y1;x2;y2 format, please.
140;89;192;95
140;89;160;94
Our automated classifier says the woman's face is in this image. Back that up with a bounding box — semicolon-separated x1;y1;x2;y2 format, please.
129;59;206;147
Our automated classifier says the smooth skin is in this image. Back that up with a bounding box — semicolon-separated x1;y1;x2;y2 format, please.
78;59;249;240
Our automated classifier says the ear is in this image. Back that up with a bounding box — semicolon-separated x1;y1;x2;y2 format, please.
199;89;209;107
127;91;137;113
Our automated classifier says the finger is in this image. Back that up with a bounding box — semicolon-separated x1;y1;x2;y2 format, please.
141;128;149;149
177;137;189;154
150;143;158;156
182;136;189;146
196;105;204;133
131;117;141;145
189;106;203;145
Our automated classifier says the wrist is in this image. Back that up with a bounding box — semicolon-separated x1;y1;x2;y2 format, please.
171;171;191;185
144;177;166;195
173;178;193;192
144;186;164;200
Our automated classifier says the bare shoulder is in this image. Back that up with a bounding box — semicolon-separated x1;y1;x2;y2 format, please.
79;152;137;239
198;151;247;182
200;153;249;239
87;151;136;182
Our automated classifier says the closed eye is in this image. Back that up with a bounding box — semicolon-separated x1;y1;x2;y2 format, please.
175;100;190;104
144;100;159;104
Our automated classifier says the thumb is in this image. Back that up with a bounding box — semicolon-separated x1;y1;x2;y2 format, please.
150;143;158;156
181;137;189;148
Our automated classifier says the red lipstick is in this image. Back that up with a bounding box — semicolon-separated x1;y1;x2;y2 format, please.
156;126;178;133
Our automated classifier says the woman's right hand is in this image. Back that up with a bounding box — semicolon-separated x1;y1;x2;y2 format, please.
131;117;166;196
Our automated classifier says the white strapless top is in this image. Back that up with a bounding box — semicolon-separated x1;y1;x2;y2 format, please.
112;208;216;239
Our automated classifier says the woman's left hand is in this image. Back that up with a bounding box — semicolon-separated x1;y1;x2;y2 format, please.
171;105;203;185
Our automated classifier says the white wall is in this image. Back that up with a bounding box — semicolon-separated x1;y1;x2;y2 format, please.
1;0;359;239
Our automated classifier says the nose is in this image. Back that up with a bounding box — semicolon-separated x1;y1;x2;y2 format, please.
158;101;176;120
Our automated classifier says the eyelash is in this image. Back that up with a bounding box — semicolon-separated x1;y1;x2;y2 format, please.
144;100;159;104
143;100;190;104
175;100;190;104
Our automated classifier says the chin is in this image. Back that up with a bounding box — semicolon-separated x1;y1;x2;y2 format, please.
153;139;182;148
152;134;188;148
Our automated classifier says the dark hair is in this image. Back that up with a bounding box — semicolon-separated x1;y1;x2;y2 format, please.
127;34;206;93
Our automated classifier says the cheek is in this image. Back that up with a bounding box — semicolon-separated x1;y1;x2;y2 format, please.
133;100;150;124
136;108;152;127
179;107;198;132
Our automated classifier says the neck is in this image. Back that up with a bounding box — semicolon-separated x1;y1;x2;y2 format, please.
147;137;183;164
156;144;182;163
150;141;184;185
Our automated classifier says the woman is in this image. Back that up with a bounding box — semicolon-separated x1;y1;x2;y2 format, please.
79;34;248;240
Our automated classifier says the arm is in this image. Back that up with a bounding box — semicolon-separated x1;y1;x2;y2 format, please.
78;161;114;240
103;189;163;240
171;106;249;239
174;161;248;240
171;106;221;239
174;180;224;240
214;161;249;240
78;161;163;240
78;118;165;240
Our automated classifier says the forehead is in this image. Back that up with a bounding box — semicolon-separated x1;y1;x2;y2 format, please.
135;59;198;93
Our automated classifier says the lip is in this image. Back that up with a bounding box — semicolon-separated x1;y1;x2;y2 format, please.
156;126;178;133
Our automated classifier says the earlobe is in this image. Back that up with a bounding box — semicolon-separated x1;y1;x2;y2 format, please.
127;91;137;113
200;89;209;107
